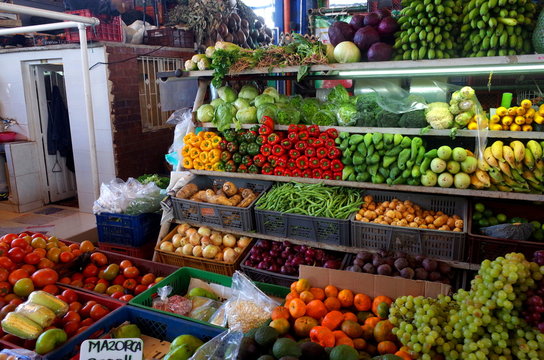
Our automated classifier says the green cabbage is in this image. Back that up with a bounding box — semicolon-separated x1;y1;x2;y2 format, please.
262;87;280;102
196;104;214;122
327;85;350;104
253;94;275;107
277;105;301;125
336;103;357;126
213;103;236;131
236;106;258;124
233;98;250;111
238;85;259;101
257;103;277;122
301;98;321;123
217;86;237;103
310;110;337;126
210;98;225;108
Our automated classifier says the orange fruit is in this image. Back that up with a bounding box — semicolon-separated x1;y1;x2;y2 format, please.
338;289;354;308
395;350;413;360
295;279;311;293
377;341;397;354
324;285;338;298
336;336;355;347
374;320;396;342
300;290;315;304
341;320;363;338
290;281;297;292
364;316;381;329
79;240;95;252
366;343;378;356
269;318;290;335
332;330;348;340
310;287;325;301
354;293;372;311
288;298;307;319
322;310;344;330
353;338;367;350
293;316;319;338
285;291;299;306
324;297;341;312
271;306;290;321
310;326;335;348
306;300;328;320
343;312;358;322
372;295;393;316
361;324;373;339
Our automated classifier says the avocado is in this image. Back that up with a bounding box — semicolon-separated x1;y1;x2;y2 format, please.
244;327;258;340
300;341;327;360
330;345;358;360
279;357;299;360
237;337;261;360
255;326;279;348
273;338;301;359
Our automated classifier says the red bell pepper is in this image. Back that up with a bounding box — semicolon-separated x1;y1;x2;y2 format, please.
287;159;297;170
261;163;274;175
267;132;280;145
302;169;312;178
307;138;316;147
297;124;307;132
331;159;344;172
283;169;292;177
288;124;298;133
312;168;323;179
319;158;330;170
253;154;266;167
274;167;286;176
322;170;333;179
313;139;324;148
268;155;278;167
309;157;320;169
219;140;228;151
287;132;298;142
298;130;310;141
289;149;301;158
296;156;309;170
259;116;274;128
316;147;328;158
325;128;339;139
333;171;342;180
305;147;316;157
307;125;320;137
272;144;285;156
325;138;336;148
319;133;329;141
327;146;341;159
237;164;248;173
280;139;292;150
260;144;272;157
295;141;308;151
259;124;272;136
292;168;302;177
277;155;288;168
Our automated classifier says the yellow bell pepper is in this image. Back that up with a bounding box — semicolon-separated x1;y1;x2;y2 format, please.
200;139;213;151
199;151;208;163
182;157;193;169
193;160;205;170
210;136;222;147
203;131;215;140
189;147;201;159
204;163;214;171
190;136;202;147
183;133;195;143
181;145;192;158
208;149;221;163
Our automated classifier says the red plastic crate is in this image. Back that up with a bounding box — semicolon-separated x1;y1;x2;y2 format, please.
64;9;122;43
97;240;156;259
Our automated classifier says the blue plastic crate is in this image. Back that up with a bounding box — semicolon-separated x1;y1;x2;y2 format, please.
96;212;161;246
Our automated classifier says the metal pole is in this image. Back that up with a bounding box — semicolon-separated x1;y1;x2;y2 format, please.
78;23;100;198
0;21;83;36
0;3;99;25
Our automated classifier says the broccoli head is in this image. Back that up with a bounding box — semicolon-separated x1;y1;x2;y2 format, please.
355;93;380;114
399;110;427;128
376;109;401;128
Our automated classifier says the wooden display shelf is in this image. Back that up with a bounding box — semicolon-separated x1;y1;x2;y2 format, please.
164;218;478;271
190;170;544;202
198;123;544;140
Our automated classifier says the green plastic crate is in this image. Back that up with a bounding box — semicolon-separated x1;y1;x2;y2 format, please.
129;267;289;329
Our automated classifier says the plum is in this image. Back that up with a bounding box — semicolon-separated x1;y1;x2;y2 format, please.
363;263;376;274
354;257;366;267
356;251;373;262
394;258;409;271
414;267;428;280
383;257;395;267
438;262;451;274
372;254;383;268
377;264;392;276
429;271;441;281
422;258;438;272
400;267;415;279
348;265;362;272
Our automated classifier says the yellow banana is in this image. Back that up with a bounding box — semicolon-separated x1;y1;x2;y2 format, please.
475;169;491;187
499;160;512;178
488;168;504;184
491;140;504;162
478;158;492;171
483;147;499;168
527;140;543;160
536;160;544;172
470;174;485;189
510;140;525;163
524;148;535;169
503;175;516;186
502;145;516;168
523;170;539;184
497;184;512;192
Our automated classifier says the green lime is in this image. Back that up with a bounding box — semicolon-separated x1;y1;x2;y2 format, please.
530;221;542;230
483;209;493;218
478;218;490;227
496;213;508;223
472;212;482;221
488;217;499;226
474;203;486;213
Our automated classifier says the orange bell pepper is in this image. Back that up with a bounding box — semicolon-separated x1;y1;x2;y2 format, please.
189;147;201;159
182;158;193;169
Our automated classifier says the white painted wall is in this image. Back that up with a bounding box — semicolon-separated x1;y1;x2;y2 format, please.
0;45;116;213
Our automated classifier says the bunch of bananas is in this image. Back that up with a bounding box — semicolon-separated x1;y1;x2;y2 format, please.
394;0;462;60
460;0;538;57
490;100;543;131
475;139;544;193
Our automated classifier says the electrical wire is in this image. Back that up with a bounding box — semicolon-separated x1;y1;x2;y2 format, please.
89;45;166;70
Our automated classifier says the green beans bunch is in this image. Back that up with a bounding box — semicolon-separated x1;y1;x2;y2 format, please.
255;182;363;219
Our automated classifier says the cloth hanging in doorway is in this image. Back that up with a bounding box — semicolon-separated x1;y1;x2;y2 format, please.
47;85;75;173
63;0;120;17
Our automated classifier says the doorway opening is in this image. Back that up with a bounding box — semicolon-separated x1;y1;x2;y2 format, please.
31;63;78;207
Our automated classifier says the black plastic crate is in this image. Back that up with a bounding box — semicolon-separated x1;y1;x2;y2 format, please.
171;176;272;231
350;190;467;261
96;212;161;246
255;209;351;245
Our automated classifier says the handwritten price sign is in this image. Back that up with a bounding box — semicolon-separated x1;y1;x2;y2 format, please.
80;338;143;360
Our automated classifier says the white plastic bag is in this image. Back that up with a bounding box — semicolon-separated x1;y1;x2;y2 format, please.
189;330;243;360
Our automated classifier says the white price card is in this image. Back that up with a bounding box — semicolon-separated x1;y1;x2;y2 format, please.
80;338;143;360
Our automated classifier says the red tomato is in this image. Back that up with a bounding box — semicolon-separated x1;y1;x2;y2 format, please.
21;244;33;254
59;252;74;263
17;233;29;238
119;260;133;270
0;282;11;296
42;284;59;295
69;301;82;313
56;295;68;303
0;257;15;271
0;243;9;256
8;269;29;285
140;273;156;286
31;268;59;288
0;234;18;244
71;249;82;258
24;252;41;265
0;304;17;318
9;298;23;307
68;244;79;251
110;291;124;299
61;289;78;303
122;279;137;291
59;277;71;284
82;264;98;278
97;279;109;286
83;283;94;290
134;284;148;295
80;301;97;318
63;320;80;337
84;276;98;285
80;318;94;327
76;326;90;335
90;253;108;267
123;266;139;279
72;273;84;281
119;295;134;302
38;258;55;269
0;269;8;282
7;247;25;263
70;280;83;288
112;275;126;286
20;264;36;274
10;238;28;249
62;310;81;325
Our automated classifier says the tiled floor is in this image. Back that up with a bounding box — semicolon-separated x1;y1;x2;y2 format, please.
0;204;97;241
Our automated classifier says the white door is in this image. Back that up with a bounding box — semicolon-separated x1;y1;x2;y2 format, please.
32;64;77;203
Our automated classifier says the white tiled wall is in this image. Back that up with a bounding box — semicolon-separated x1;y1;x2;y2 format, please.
0;46;117;213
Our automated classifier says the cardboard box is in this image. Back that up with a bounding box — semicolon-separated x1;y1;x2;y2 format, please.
299;265;451;299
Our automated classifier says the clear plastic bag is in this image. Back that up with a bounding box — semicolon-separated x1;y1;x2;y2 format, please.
92;178;162;215
189;330;243;360
152;286;192;316
222;271;279;333
165;108;195;171
188;296;223;322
